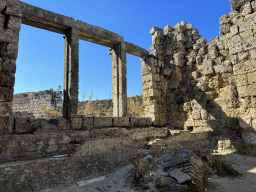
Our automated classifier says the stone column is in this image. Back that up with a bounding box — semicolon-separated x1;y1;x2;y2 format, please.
63;27;79;119
0;0;22;134
110;42;127;117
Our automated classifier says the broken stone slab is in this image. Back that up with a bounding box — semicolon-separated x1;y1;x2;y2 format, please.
76;176;106;186
170;168;191;184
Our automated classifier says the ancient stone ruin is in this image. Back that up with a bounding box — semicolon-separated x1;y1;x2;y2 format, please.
0;0;256;191
12;90;63;119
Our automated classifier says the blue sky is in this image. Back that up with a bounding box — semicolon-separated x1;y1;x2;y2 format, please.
15;0;231;101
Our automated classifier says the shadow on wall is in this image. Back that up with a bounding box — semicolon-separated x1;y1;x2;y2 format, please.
142;0;256;146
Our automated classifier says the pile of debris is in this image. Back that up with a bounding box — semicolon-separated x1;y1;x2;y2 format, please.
133;148;213;191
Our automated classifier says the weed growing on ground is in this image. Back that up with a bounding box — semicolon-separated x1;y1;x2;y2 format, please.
233;142;256;157
129;158;137;167
212;155;240;177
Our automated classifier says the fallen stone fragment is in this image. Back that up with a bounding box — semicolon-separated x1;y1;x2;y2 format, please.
170;168;191;184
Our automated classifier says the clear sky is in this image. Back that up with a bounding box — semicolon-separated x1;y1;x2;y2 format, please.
15;0;232;101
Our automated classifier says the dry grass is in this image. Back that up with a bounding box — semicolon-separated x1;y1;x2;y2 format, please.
128;98;145;117
83;90;95;116
40;107;62;118
27;92;33;97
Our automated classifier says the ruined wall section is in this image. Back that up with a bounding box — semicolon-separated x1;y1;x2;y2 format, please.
141;0;256;144
12;90;63;119
0;0;22;134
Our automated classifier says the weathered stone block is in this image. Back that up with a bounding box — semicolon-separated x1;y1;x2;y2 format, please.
70;117;82;129
203;60;214;75
142;73;161;82
229;0;251;10
0;87;13;102
113;117;130;127
0;117;13;134
252;1;256;11
130;117;138;127
233;60;254;75
6;16;21;31
150;27;164;35
243;38;256;52
0;15;5;29
236;74;248;87
220;23;231;35
237;84;256;97
240;1;252;15
230;42;243;55
0;72;15;88
4;0;22;17
177;33;187;42
146;117;152;126
14;117;32;133
196;38;208;48
0;43;19;59
137;117;147;126
0;1;6;13
1;59;16;73
49;117;70;130
247;71;256;85
94;117;113;128
230;25;239;36
0;102;12;117
192;110;201;120
144;88;162;98
164;25;174;34
82;116;94;129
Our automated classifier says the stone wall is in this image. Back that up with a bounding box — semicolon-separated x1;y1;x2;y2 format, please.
12;90;63;119
141;0;256;144
0;0;22;134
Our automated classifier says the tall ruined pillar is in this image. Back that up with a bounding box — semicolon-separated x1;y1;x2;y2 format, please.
0;0;22;134
109;42;127;117
63;28;79;119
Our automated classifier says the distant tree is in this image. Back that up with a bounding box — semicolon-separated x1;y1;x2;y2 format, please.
49;88;54;91
57;85;61;91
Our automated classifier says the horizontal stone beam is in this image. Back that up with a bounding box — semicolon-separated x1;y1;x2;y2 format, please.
124;41;149;57
20;2;76;34
76;20;123;47
19;2;148;56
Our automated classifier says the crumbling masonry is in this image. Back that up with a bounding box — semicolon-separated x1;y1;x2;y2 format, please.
141;0;256;144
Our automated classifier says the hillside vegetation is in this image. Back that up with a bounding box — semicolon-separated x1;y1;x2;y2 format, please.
77;91;144;117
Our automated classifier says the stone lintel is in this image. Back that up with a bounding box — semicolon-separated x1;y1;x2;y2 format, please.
20;2;76;35
124;41;149;57
76;20;123;47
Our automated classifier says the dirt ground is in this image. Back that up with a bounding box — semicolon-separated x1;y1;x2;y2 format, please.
207;153;256;192
41;152;256;192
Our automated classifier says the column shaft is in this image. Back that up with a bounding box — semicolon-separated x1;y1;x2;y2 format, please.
63;28;79;119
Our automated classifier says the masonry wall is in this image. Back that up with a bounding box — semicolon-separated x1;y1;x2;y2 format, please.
0;0;22;134
141;0;256;144
12;90;63;119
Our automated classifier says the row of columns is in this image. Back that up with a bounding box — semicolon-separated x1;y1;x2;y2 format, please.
63;28;127;119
